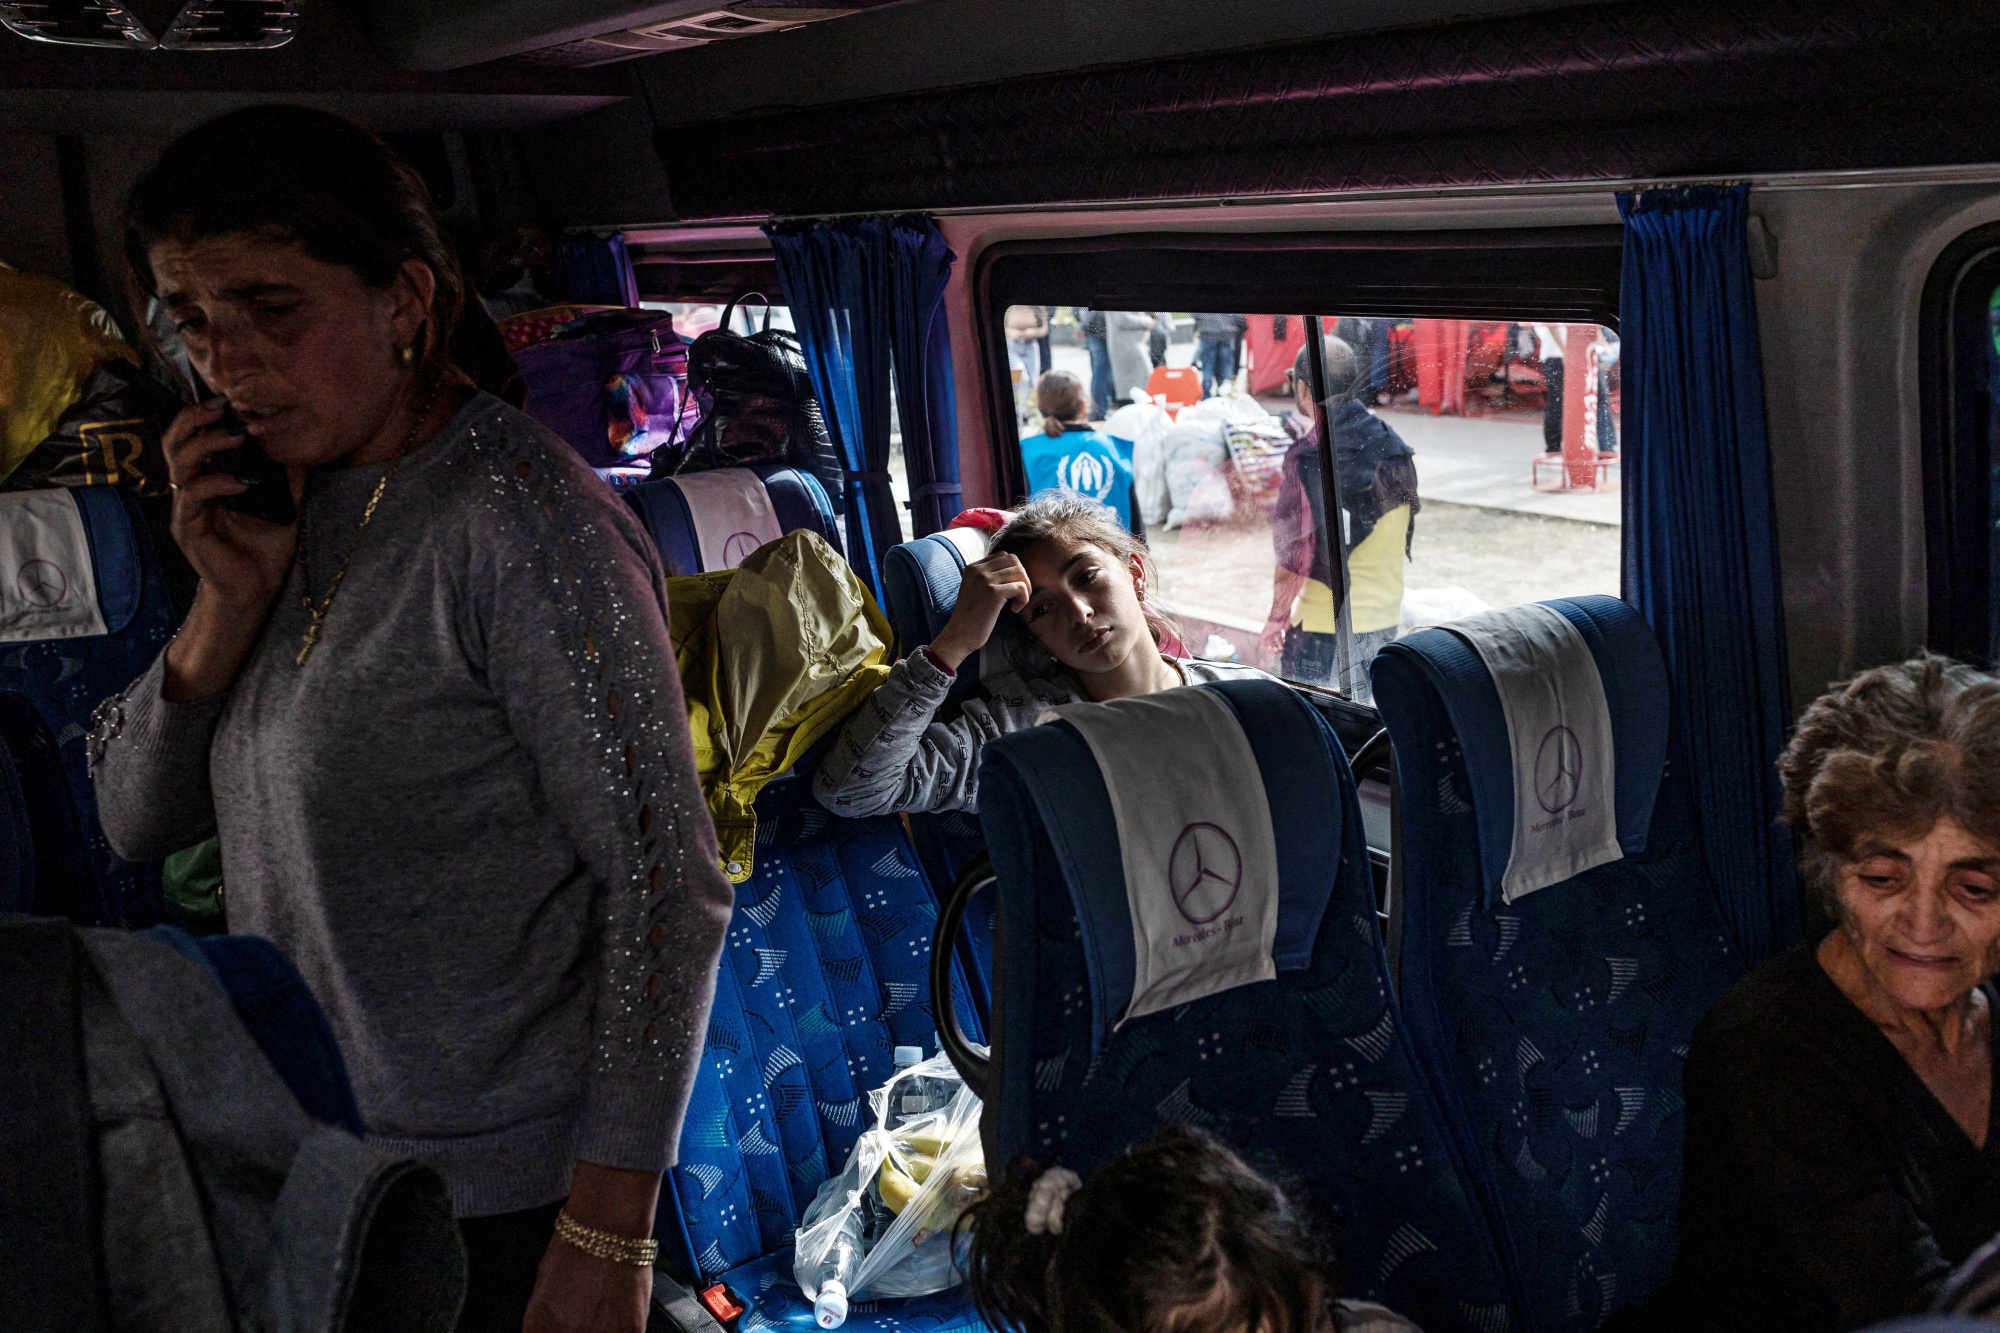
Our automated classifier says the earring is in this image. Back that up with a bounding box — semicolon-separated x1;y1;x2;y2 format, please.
399;344;416;368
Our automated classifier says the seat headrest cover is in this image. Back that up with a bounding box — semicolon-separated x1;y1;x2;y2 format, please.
1441;602;1622;902
0;491;110;643
984;678;1340;1050
669;467;784;571
1372;595;1670;902
1055;687;1282;1025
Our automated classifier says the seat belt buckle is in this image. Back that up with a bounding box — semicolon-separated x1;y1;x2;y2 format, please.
698;1282;745;1327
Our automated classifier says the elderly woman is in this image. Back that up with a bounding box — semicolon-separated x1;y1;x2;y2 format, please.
1665;655;2000;1331
90;107;732;1333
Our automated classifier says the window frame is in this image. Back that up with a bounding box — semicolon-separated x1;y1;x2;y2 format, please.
973;227;1625;703
1919;221;2000;667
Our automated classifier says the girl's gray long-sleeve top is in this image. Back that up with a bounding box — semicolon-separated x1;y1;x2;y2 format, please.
90;393;735;1216
813;647;1267;817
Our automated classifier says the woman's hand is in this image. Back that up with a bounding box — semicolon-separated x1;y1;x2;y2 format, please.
930;552;1031;670
160;401;304;702
165;401;300;612
524;1163;662;1333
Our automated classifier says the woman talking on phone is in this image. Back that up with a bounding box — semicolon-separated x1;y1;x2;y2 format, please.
88;107;733;1333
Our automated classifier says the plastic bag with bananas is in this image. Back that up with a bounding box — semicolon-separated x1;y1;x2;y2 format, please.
793;1051;988;1326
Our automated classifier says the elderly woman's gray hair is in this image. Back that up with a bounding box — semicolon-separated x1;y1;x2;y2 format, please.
1779;653;2000;914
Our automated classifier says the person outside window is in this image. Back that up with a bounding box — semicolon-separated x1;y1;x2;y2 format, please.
1107;310;1155;407
1534;322;1566;453
1193;312;1248;396
1260;336;1420;704
1018;370;1138;531
1078;306;1114;422
89;107;732;1333
1005;304;1049;423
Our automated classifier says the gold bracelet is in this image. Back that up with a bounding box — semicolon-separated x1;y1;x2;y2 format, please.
553;1209;659;1268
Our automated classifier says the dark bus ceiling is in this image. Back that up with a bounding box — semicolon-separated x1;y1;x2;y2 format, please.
4;1;2000;225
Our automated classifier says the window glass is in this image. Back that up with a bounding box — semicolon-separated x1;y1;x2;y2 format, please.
646;300;914;544
1989;284;2000;665
1007;309;1621;704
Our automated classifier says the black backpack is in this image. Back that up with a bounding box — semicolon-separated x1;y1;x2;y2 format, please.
667;294;841;507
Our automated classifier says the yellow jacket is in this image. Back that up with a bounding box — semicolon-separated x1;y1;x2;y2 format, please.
0;266;135;485
670;530;892;882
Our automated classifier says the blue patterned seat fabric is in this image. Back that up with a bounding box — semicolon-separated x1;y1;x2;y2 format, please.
879;528;1005;1027
0;490;178;926
0;691;96;919
659;767;989;1333
1371;597;1745;1333
978;679;1515;1333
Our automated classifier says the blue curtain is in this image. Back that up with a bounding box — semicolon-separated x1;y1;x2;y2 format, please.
767;215;961;598
1619;183;1798;963
550;232;639;308
889;220;963;538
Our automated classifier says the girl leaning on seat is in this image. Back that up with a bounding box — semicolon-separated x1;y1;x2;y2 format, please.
89;106;732;1333
812;489;1270;819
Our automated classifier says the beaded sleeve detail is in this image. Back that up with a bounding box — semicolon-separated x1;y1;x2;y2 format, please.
457;407;733;1171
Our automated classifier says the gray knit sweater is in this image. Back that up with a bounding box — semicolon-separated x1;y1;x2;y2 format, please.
812;647;1268;818
90;393;734;1216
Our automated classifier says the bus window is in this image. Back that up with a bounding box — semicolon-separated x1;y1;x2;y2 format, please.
644;298;917;543
1005;309;1620;704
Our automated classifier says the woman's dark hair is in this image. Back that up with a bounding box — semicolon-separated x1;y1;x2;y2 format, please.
1037;369;1092;436
125;105;465;381
1780;653;2000;915
958;1125;1332;1333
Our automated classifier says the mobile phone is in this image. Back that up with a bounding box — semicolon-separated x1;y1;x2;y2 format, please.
207;406;297;526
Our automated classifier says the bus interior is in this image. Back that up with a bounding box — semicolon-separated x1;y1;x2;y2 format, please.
5;2;2000;1331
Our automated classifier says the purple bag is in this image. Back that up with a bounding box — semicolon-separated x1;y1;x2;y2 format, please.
513;309;695;470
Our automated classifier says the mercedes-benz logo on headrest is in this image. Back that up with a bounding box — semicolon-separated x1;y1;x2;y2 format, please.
1534;724;1584;814
1169;822;1243;925
721;531;760;566
17;559;67;609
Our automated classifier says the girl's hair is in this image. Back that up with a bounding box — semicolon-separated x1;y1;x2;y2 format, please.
959;1125;1332;1333
991;492;1178;652
1779;652;2000;916
1037;369;1092;436
125;105;465;384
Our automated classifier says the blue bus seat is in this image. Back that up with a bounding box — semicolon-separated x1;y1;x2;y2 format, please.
0;489;179;926
624;465;836;577
658;765;989;1333
0;691;94;918
878;526;1002;1024
880;527;990;667
975;678;1515;1333
1370;596;1744;1333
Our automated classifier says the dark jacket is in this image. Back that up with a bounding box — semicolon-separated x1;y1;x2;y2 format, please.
1664;945;2000;1332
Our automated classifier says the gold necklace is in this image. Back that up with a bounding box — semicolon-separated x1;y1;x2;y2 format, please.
295;393;436;666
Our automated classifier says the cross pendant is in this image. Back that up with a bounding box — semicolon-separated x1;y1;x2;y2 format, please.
297;620;322;666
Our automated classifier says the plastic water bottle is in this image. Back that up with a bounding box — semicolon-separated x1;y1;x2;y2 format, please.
811;1208;866;1329
889;1045;927;1127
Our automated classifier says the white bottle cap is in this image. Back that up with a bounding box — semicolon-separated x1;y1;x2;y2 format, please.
815;1280;849;1329
893;1045;923;1068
